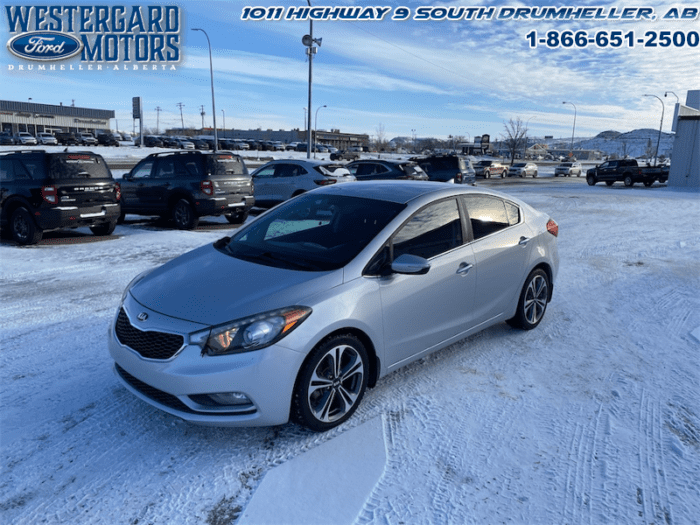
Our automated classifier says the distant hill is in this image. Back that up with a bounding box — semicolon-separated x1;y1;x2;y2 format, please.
577;129;674;158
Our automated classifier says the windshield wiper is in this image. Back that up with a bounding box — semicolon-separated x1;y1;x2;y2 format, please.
248;251;321;271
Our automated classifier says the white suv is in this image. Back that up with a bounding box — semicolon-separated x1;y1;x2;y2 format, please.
14;132;37;145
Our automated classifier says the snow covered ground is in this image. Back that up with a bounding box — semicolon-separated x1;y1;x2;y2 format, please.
1;147;699;524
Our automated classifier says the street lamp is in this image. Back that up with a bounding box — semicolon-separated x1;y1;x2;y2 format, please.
664;91;679;104
192;28;218;152
562;101;577;155
221;109;226;138
303;0;322;159
643;94;665;166
314;104;326;158
411;129;416;153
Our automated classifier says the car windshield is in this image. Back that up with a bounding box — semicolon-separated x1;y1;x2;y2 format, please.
220;193;405;271
513;163;526;167
48;153;112;179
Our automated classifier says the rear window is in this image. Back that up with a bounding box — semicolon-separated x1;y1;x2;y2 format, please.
312;164;350;176
209;154;248;176
48;153;112;180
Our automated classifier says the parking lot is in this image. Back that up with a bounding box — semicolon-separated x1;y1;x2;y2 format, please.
2;173;698;524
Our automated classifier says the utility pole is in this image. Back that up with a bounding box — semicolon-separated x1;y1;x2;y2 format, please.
177;102;185;131
155;106;162;134
200;105;206;131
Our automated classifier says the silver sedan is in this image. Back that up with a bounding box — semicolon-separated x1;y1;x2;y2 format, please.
109;182;559;432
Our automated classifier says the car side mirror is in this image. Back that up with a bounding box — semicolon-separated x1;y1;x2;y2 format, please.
391;254;430;275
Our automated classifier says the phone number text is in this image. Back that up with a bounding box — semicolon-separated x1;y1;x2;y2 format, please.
526;30;699;48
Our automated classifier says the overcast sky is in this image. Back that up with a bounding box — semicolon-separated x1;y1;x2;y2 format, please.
2;0;698;140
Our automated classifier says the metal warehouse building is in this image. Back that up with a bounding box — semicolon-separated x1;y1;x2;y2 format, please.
0;100;114;137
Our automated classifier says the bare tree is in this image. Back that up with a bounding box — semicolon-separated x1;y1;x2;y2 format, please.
501;118;528;165
375;123;389;152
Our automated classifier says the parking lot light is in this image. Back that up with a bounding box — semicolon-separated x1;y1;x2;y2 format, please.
562;101;577;156
192;28;218;152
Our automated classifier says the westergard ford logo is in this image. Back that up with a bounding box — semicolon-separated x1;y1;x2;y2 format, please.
5;5;181;71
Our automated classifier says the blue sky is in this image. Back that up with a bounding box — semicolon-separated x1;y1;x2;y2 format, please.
2;0;698;141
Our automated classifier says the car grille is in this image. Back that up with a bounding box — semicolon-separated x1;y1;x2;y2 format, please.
115;364;194;413
115;308;184;360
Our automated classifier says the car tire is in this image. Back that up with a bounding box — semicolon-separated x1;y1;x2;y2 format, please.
507;268;550;330
624;175;634;187
172;199;199;230
291;334;369;432
586;175;597;186
90;220;117;236
225;209;249;225
533;172;538;178
485;170;491;179
11;207;43;245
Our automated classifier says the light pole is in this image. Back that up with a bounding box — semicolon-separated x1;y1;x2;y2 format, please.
562;101;577;155
411;129;416;153
155;106;162;134
644;94;665;166
303;0;322;159
192;28;218;152
664;91;679;104
177;102;185;131
222;109;225;138
314;104;326;158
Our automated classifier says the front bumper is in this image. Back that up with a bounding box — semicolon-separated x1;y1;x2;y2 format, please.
108;295;304;426
36;202;120;231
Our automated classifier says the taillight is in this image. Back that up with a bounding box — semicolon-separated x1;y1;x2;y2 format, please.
314;178;336;186
546;219;559;237
455;173;462;183
201;180;214;195
114;182;121;202
41;185;57;204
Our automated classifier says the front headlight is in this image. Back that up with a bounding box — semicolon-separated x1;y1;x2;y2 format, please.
193;306;312;356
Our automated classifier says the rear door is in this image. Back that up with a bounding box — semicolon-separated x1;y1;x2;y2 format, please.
461;194;533;324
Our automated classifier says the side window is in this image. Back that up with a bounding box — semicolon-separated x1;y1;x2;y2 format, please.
0;159;15;181
155;158;176;179
131;160;154;179
392;198;463;260
175;155;202;179
274;164;294;178
462;195;512;240
504;201;520;226
254;166;275;179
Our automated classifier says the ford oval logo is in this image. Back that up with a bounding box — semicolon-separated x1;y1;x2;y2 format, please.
7;32;83;61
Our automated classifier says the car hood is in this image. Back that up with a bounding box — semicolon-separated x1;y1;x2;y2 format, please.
129;244;342;326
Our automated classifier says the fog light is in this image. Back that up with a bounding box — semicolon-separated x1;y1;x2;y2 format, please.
208;392;251;406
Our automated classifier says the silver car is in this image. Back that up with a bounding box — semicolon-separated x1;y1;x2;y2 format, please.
554;162;582;177
36;132;58;145
509;162;538;178
109;182;559;432
251;158;356;208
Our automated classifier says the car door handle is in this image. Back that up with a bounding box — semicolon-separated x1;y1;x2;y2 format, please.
518;236;530;246
456;262;473;275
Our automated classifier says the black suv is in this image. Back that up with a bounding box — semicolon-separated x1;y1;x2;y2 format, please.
1;150;121;245
411;154;476;185
345;159;428;180
55;132;79;146
119;151;255;229
97;133;121;146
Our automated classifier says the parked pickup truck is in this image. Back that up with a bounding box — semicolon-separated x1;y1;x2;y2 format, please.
586;159;668;187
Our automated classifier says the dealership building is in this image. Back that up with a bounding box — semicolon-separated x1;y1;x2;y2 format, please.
0;100;114;136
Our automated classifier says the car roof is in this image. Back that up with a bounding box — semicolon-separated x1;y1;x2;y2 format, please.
314;180;504;205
